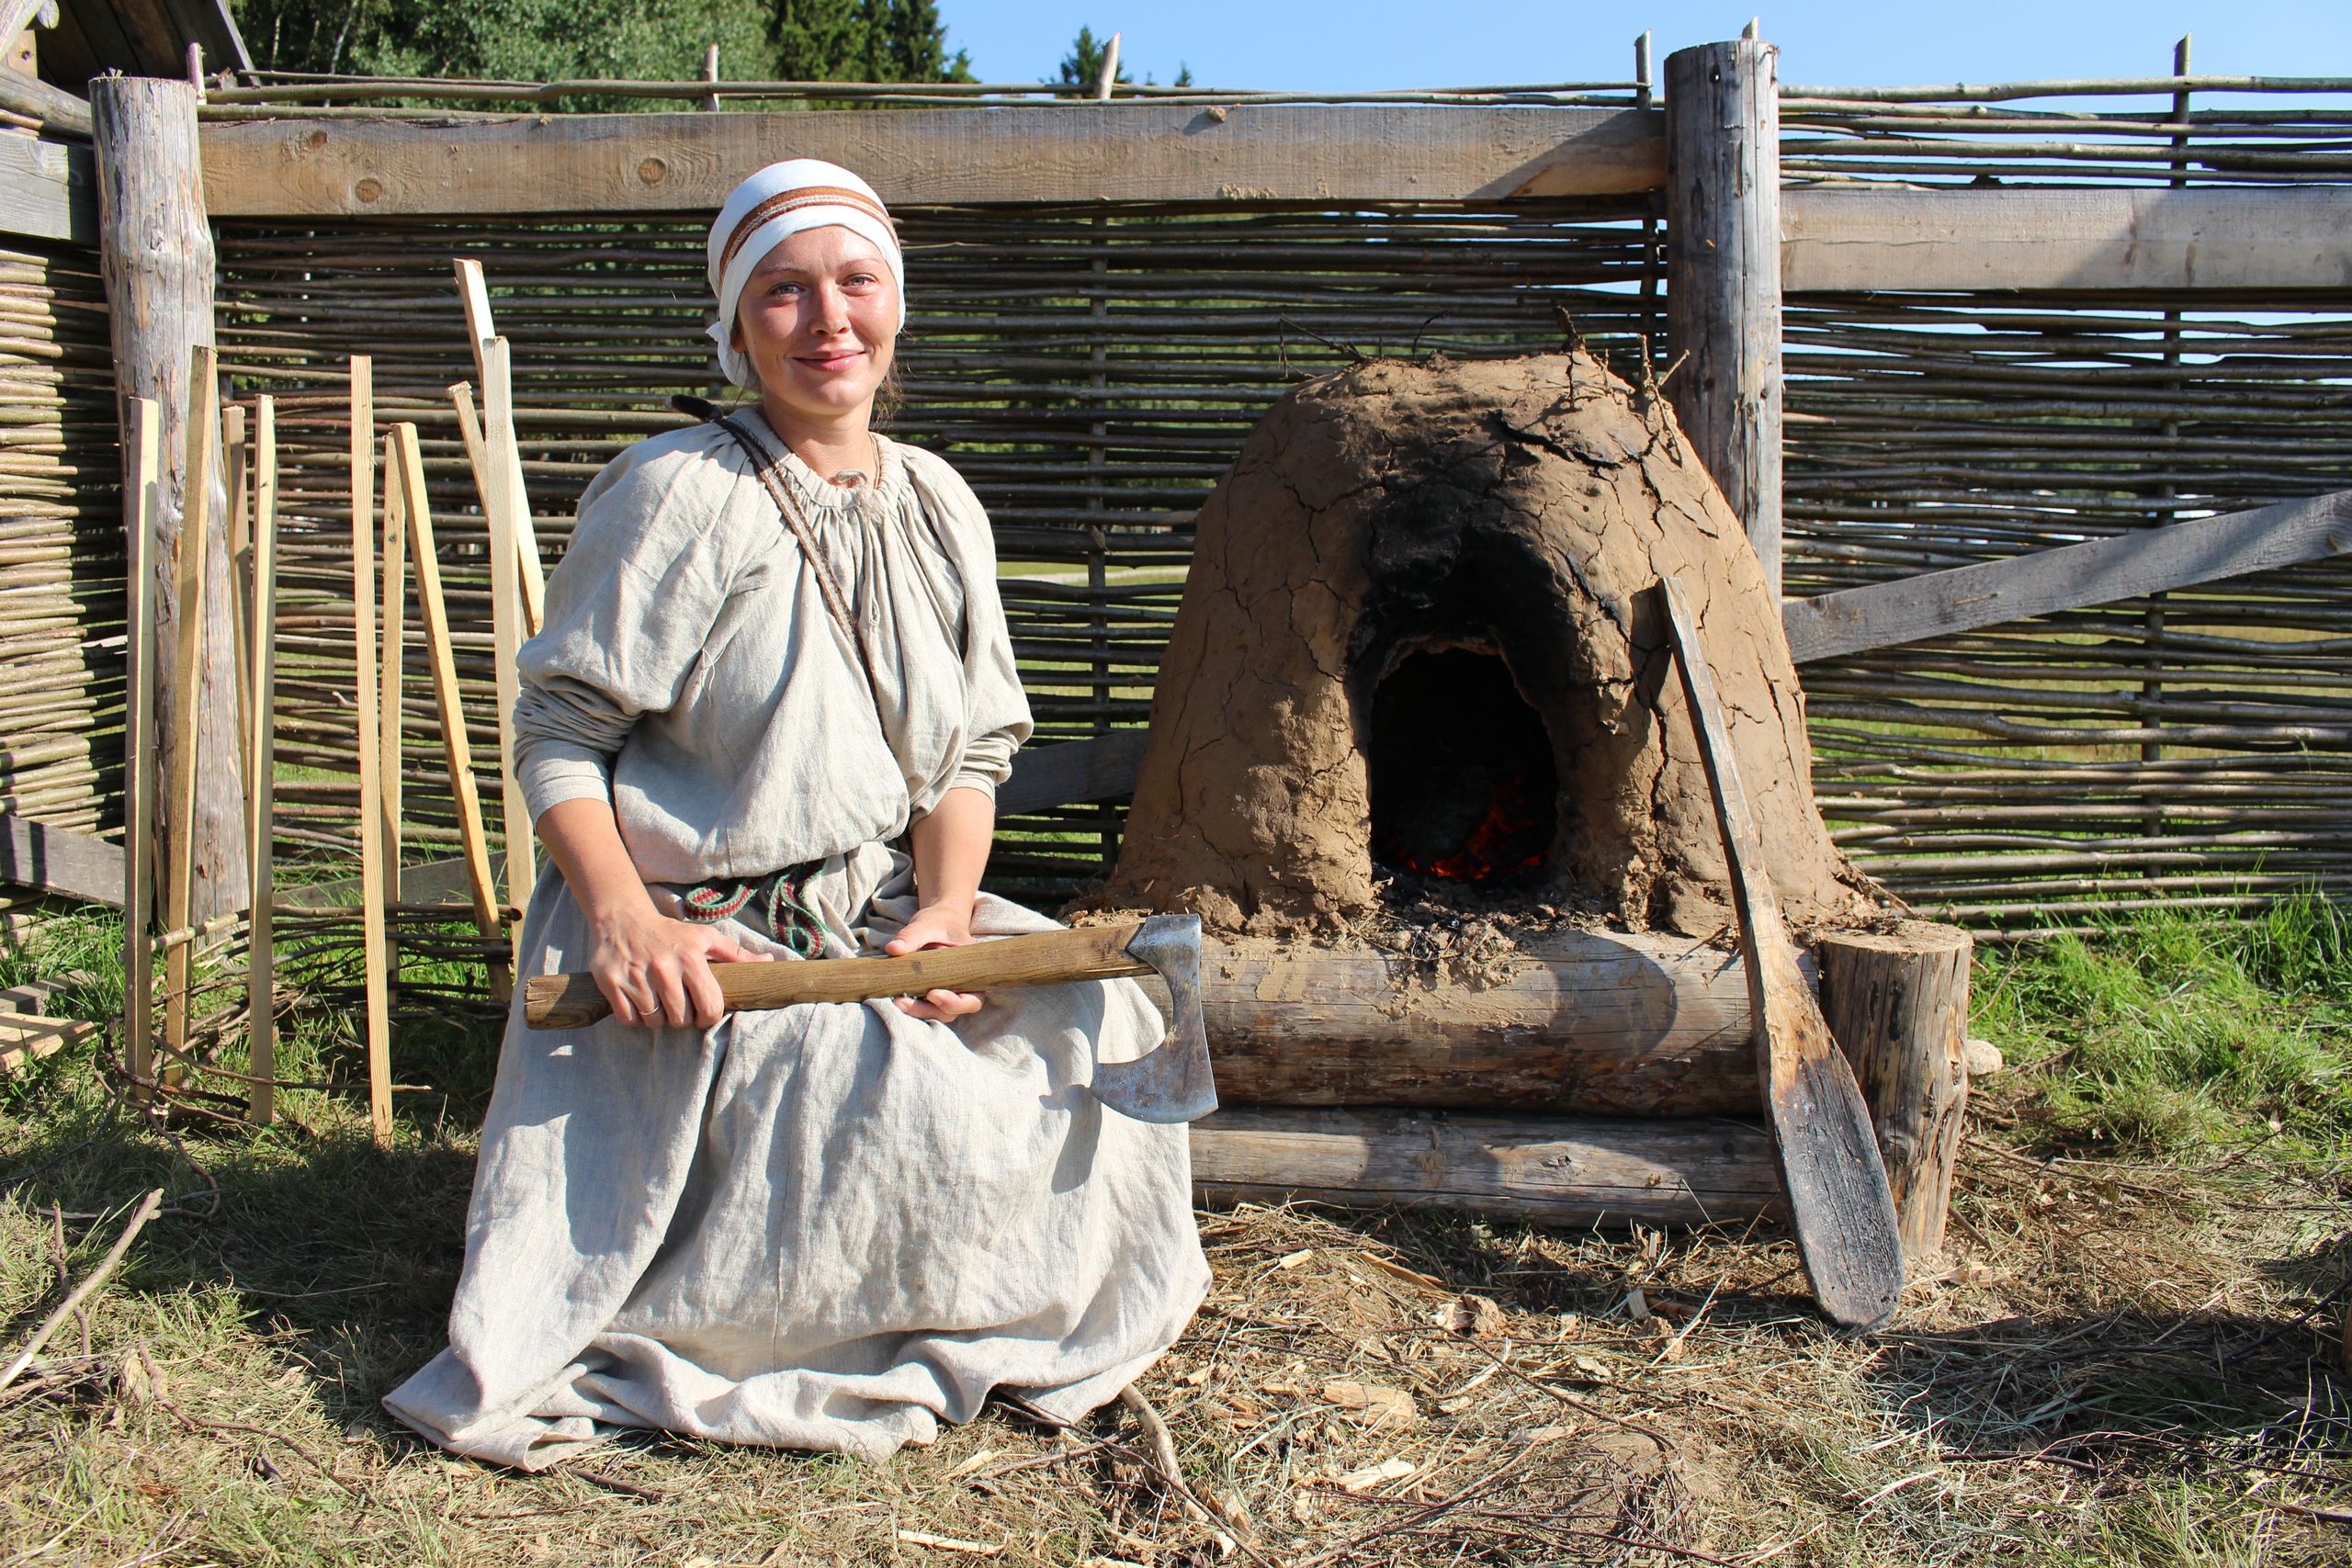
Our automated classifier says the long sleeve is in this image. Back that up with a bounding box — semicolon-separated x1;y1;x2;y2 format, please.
512;446;742;823
901;448;1032;809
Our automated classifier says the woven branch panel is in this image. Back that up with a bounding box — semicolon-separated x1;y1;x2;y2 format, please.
0;238;121;842
1780;85;2352;934
211;199;1661;905
164;85;2352;936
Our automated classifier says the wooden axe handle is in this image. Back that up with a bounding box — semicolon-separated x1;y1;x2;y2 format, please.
523;920;1152;1029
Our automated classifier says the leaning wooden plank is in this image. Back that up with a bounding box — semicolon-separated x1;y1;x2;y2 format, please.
1665;576;1900;1325
246;395;278;1125
350;356;393;1146
0;1014;97;1075
1782;487;2352;664
224;403;250;805
1783;186;2352;295
995;729;1151;818
164;349;218;1085
199;106;1667;217
1189;1107;1781;1229
452;263;545;634
393;423;511;997
1661;575;1903;1329
121;397;162;1096
481;339;537;938
379;431;406;873
0;815;123;908
0;132;96;244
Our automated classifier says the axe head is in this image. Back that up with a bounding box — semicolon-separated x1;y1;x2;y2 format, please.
1090;913;1218;1123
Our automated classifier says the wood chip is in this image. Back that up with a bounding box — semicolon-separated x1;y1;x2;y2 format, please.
1431;1294;1509;1338
1335;1456;1417;1494
1275;1248;1314;1269
1352;1254;1444;1289
946;1449;1001;1478
896;1531;1001;1555
1510;1425;1575;1445
1320;1381;1418;1428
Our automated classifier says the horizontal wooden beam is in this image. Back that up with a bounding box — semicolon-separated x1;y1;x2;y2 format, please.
0;814;122;908
0;133;96;244
198;105;1667;217
1783;487;2352;663
996;728;1149;818
1783;186;2352;293
1191;1107;1780;1227
0;73;92;139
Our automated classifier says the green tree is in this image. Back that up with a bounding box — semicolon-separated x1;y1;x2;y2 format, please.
1053;24;1125;89
776;0;972;82
1052;27;1192;90
232;0;971;84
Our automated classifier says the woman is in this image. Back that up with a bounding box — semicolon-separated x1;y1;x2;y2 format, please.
385;161;1209;1468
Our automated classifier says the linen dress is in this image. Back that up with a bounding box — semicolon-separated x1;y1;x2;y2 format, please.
383;414;1210;1467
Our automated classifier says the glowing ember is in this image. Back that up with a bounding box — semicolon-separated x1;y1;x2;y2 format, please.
1382;771;1551;886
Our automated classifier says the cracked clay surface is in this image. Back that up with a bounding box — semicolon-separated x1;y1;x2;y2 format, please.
1086;353;1877;941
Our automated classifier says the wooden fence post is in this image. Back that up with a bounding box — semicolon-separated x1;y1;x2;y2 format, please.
92;75;248;919
1666;38;1783;600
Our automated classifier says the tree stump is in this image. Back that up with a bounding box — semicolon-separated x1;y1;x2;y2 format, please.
1815;921;1973;1267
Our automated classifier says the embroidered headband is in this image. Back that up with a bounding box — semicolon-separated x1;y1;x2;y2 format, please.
705;160;903;389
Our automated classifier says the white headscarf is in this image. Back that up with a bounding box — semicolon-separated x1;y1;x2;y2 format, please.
705;159;903;389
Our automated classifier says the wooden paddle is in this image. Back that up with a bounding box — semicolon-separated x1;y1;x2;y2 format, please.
1657;576;1905;1331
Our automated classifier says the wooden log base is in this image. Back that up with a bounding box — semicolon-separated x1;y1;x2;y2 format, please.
1198;929;1770;1117
1190;1107;1781;1229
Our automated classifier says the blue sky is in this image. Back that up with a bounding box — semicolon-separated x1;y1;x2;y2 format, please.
941;2;2352;94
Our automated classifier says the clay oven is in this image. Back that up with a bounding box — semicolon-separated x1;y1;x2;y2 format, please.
1095;353;1874;937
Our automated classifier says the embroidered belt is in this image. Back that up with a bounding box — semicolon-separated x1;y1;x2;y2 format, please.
677;860;826;957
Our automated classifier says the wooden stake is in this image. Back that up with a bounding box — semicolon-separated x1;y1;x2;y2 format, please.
163;347;216;1086
351;355;392;1146
245;396;277;1125
379;431;405;875
452;260;545;634
393;423;512;1001
448;380;490;500
482;338;537;941
121;398;161;1101
223;402;250;805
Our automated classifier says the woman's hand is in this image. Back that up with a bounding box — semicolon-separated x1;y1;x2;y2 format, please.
885;901;984;1021
537;797;772;1031
889;785;997;1023
588;903;768;1030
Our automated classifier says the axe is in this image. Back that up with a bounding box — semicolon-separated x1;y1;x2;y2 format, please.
519;914;1218;1124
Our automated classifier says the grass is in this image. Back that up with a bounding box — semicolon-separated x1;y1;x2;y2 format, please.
0;899;2350;1563
1973;892;2352;1149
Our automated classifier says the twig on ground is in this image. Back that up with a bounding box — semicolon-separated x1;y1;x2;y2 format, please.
0;1190;162;1393
151;1388;369;1499
968;1436;1123;1480
552;1463;664;1502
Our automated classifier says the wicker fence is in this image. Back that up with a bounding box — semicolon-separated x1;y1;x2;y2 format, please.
6;71;2351;939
